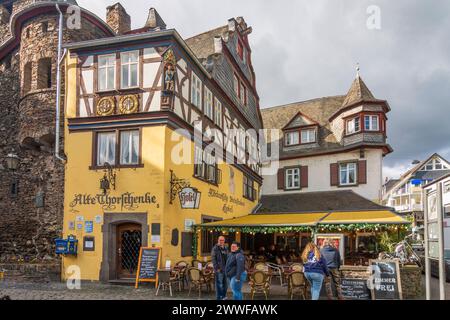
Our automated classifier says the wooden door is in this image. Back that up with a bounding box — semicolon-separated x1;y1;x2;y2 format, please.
117;223;142;279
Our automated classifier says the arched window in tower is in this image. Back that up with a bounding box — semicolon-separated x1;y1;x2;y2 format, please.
37;58;52;89
23;62;32;94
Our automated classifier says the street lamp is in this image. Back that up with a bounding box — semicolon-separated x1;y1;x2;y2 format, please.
5;153;20;171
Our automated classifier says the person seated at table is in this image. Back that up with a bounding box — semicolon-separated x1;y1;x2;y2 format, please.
266;244;277;262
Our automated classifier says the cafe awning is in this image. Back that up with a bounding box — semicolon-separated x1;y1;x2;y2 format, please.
200;212;328;228
198;210;409;232
319;210;407;225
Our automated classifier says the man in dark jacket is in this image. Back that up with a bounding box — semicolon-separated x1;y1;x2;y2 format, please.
320;239;344;300
211;236;229;300
225;242;247;300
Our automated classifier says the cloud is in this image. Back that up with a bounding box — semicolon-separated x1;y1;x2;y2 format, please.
77;0;450;176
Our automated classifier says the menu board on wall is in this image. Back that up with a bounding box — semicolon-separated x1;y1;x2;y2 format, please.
341;278;372;300
135;247;161;288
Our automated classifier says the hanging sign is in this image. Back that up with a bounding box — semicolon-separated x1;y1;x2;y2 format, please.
179;187;201;209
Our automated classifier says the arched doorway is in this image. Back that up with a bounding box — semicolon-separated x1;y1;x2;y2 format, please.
116;223;142;280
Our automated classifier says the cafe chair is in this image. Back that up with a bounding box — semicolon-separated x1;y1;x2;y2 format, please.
191;259;202;268
248;270;270;300
288;271;306;300
187;267;209;298
266;262;284;286
155;270;181;297
175;261;189;289
290;263;303;272
254;262;267;271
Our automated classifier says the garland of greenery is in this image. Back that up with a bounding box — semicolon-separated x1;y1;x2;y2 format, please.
191;223;411;256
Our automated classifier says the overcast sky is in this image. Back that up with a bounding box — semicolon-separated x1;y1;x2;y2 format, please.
78;0;450;179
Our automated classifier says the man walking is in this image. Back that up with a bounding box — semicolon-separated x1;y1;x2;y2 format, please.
225;242;247;300
211;236;229;300
320;239;344;300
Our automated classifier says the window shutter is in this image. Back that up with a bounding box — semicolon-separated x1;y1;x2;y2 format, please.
330;163;339;186
277;168;285;190
300;166;308;188
358;160;367;184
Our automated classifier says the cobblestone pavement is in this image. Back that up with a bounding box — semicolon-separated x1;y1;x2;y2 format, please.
0;276;448;300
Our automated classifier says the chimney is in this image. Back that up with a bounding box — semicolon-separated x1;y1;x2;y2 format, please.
144;8;166;30
106;3;131;35
0;5;11;24
228;19;236;32
214;36;223;54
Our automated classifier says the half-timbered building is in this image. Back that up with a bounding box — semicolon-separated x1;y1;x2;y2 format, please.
62;5;263;282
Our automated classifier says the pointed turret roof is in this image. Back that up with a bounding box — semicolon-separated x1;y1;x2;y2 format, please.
144;8;166;30
341;75;380;108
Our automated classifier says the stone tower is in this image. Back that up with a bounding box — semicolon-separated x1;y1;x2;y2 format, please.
0;0;113;268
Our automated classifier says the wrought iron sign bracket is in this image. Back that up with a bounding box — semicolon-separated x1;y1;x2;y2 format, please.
169;170;190;204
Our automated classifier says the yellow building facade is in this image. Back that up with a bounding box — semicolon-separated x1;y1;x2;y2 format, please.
61;20;263;282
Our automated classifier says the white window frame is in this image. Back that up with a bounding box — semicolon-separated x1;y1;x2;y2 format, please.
347;117;361;134
214;98;223;128
233;74;239;98
204;88;213;120
301;128;316;144
119;130;140;165
285;131;299;146
364;115;379;131
240;82;246;105
120;50;139;89
285;168;301;190
191;72;202;109
97;132;116;166
339;162;357;186
98;54;116;91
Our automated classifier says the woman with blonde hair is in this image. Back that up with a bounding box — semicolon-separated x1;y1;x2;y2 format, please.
301;242;330;300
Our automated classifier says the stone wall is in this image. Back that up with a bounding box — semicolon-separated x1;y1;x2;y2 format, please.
0;262;60;283
0;1;111;271
340;264;423;299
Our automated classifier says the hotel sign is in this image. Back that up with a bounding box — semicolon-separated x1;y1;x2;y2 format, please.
179;187;201;209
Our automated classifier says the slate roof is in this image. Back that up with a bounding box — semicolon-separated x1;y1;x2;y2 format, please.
383;179;400;194
255;190;390;214
341;75;384;108
184;25;229;62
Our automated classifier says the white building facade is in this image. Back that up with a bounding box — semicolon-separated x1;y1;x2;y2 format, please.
261;75;392;203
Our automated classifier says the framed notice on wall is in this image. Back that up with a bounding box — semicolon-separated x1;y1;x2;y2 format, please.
315;234;345;264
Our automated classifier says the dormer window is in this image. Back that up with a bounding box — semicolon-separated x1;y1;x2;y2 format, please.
301;128;316;144
364;115;379;131
346;116;361;134
285;132;299;146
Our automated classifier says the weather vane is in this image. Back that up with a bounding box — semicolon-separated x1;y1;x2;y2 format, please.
356;63;360;77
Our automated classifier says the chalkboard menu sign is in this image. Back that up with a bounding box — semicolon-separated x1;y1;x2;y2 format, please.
135;247;161;288
341;278;371;300
369;259;403;300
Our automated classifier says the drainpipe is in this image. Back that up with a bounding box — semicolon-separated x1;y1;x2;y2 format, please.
55;3;66;162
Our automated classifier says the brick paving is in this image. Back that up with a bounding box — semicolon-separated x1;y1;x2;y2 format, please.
0;277;448;300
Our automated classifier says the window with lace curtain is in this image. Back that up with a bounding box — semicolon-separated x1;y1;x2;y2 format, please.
120;130;139;165
95;129;141;168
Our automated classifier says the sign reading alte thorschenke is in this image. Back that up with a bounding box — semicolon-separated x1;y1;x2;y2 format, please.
70;193;158;212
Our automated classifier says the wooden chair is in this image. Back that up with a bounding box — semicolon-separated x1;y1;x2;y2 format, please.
248;270;270;300
288;271;306;300
155;270;181;297
187;267;209;298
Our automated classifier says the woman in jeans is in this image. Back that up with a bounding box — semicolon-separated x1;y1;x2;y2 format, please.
301;242;330;300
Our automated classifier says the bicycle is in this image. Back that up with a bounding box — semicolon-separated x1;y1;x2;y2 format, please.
378;234;423;270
